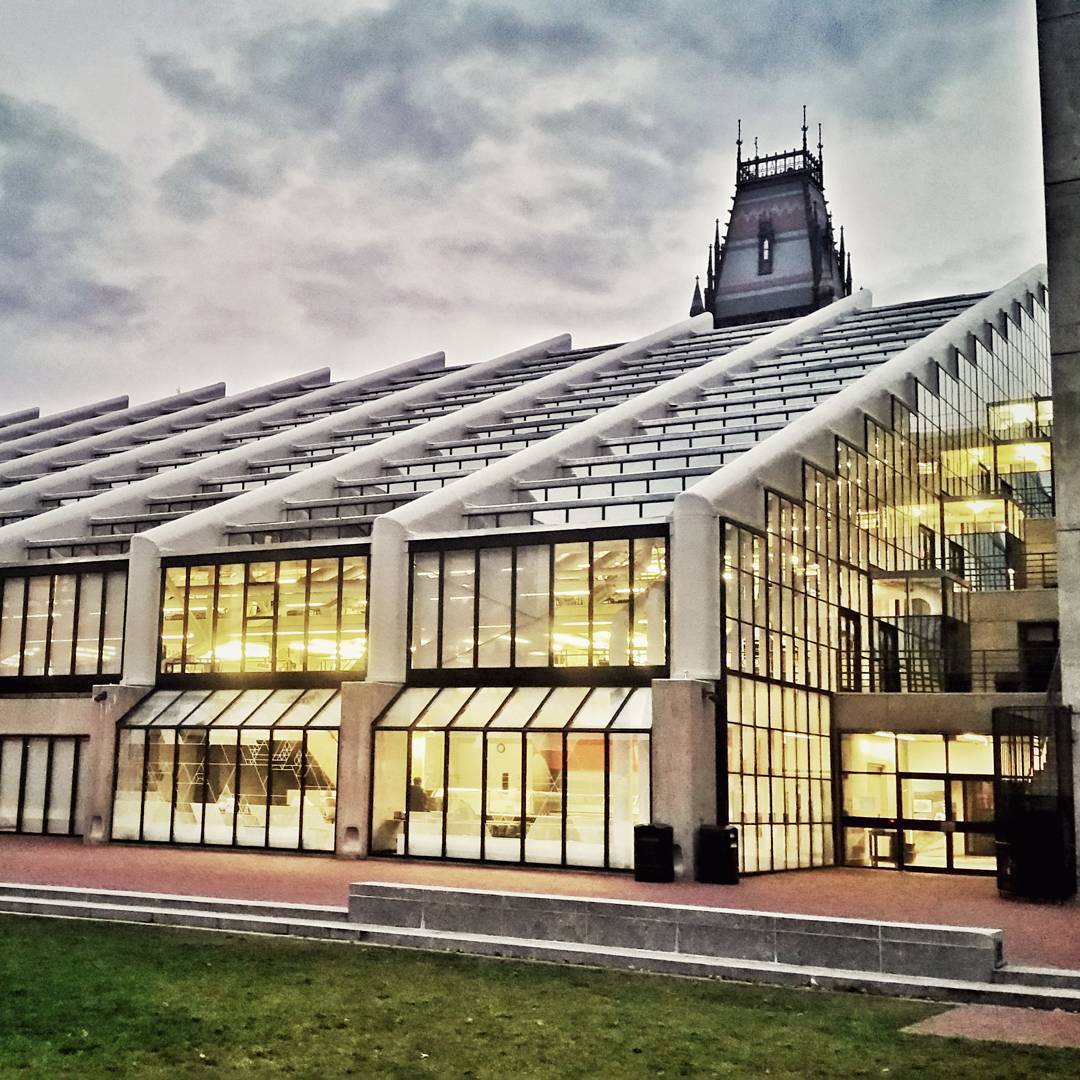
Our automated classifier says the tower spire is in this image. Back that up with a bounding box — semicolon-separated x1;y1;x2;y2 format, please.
838;225;846;269
689;275;705;317
707;244;714;289
845;252;853;296
736;118;742;171
801;105;808;153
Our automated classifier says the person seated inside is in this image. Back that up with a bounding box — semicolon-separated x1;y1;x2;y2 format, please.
407;776;432;812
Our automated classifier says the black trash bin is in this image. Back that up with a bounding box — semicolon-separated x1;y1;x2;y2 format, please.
634;823;675;882
696;824;739;884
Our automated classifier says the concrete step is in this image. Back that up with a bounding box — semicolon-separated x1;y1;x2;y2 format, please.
4;883;1080;1012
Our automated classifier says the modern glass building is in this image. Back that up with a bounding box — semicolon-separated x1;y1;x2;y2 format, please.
0;135;1070;884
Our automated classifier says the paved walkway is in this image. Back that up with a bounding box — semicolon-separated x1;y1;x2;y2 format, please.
905;1005;1080;1048
3;835;1079;971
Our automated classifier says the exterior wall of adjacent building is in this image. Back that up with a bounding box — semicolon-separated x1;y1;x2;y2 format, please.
1037;0;1080;879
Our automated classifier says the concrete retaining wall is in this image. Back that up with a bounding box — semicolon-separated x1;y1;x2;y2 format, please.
347;882;1004;982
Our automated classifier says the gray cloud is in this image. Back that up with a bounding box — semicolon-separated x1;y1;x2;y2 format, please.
0;93;143;333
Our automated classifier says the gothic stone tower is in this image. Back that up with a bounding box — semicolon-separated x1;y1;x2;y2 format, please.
691;112;852;326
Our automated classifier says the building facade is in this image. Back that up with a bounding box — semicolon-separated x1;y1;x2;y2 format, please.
0;137;1071;887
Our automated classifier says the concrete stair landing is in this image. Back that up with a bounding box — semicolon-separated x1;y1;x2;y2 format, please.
2;880;1079;1011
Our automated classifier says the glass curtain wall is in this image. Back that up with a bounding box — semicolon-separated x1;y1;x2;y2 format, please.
112;688;339;851
371;686;651;869
409;534;667;675
719;295;1050;874
840;732;995;873
160;555;368;678
0;735;87;835
0;568;126;681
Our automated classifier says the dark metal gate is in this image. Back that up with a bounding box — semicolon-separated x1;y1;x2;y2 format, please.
993;705;1076;900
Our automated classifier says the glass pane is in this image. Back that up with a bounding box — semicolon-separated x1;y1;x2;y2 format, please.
612;688;653;730
48;576;76;676
410;552;440;669
406;731;445;857
493;686;550;728
0;578;25;678
213;689;274;728
212;564;244;672
445;732;482;859
371;730;407;855
841;732;896;772
569;687;630;729
153;690;211;727
19;739;48;834
278;688;336;728
477;548;512;667
242;688;304;728
485;733;522;862
123;689;182;726
441;550;476;668
514;545;550;666
901;778;946;822
141;730;176;842
232;729;269;846
267;731;303;849
450;686;513;729
525;732;563;864
608;733;648;869
303;731;337;850
553;543;589;667
948;734;993;774
306;692;341;729
181;689;242;727
274;560;308;673
172;731;207;844
111;730;145;841
843;826;898;868
183;566;216;673
842;771;896;818
415;686;474;728
307;559;341;672
203;731;238;844
100;572;126;674
897;734;946;773
340;557;368;673
160;567;187;674
529;687;589;728
633;538;667;665
565;734;605;866
0;739;22;830
951;778;995;823
592;539;630;666
904;829;948;868
21;577;50;677
951;829;996;870
242;563;276;674
376;687;439;728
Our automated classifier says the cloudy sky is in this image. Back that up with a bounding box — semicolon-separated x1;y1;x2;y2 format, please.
0;0;1046;415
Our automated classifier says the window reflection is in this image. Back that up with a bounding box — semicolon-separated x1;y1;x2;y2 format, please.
160;555;368;678
371;686;650;869
409;536;668;672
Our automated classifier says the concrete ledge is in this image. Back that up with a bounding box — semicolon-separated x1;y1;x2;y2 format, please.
347;882;1004;983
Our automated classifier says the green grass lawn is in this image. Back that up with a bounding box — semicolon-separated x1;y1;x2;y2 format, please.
2;915;1079;1079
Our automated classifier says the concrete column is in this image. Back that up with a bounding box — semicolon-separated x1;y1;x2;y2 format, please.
650;678;717;880
335;680;401;858
82;684;151;844
1037;0;1080;880
669;496;723;680
367;518;410;684
123;534;162;687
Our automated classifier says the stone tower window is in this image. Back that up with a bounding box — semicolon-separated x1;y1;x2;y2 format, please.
758;220;775;275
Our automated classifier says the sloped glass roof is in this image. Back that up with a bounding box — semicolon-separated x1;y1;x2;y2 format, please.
119;687;340;728
374;685;651;731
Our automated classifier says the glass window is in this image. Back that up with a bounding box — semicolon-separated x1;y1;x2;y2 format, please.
48;576;76;677
406;730;445;857
371;730;407;855
477;548;512;667
565;734;605;867
445;732;483;859
142;730;176;842
410;552;440;670
0;578;25;677
484;733;522;862
112;730;145;841
21;576;50;678
302;731;337;851
514;546;551;667
268;731;303;850
553;543;590;668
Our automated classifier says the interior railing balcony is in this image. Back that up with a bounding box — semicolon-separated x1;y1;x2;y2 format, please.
862;646;1058;695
